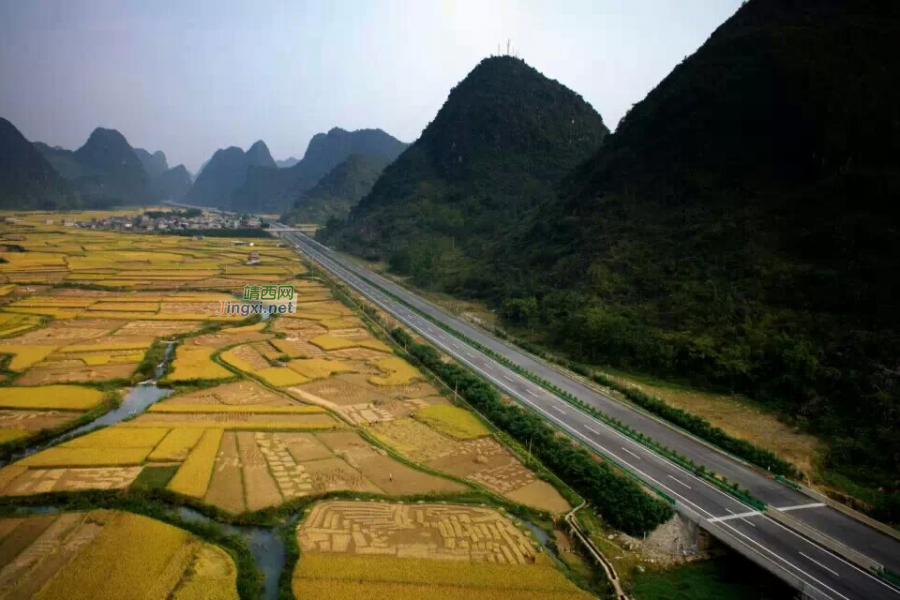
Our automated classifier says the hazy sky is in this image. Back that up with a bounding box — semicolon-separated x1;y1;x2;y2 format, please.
0;0;742;172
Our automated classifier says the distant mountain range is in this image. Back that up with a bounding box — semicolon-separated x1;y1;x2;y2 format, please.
185;141;276;208
0;118;75;209
323;0;900;521
280;153;392;225
276;157;299;168
230;127;408;214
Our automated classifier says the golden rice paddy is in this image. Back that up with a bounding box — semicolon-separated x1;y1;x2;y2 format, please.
0;510;238;600
0;212;578;590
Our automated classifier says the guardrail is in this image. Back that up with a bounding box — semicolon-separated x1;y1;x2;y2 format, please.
288;233;768;513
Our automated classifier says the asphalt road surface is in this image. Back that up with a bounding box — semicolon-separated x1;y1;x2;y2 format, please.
273;225;900;600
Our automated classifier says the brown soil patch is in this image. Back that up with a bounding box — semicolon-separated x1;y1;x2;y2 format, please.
127;412;339;427
0;410;79;433
281;433;334;462
205;432;245;514
255;432;314;500
504;480;571;514
291;375;389;406
2;467;142;495
317;430;465;495
162;380;291;407
228;344;270;370
271;319;328;339
328;347;392;361
0;515;56;567
113;320;199;337
299;501;537;564
236;432;282;510
299;457;380;494
16;363;135;384
186;331;271;349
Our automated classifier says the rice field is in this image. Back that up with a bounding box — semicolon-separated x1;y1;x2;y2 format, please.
167;428;224;498
1;211;572;541
0;510;238;600
293;501;591;599
413;405;491;439
0;385;106;411
167;346;233;382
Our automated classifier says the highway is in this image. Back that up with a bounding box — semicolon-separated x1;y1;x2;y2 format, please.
272;224;900;600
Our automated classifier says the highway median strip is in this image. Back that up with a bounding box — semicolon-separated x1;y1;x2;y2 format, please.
293;236;771;513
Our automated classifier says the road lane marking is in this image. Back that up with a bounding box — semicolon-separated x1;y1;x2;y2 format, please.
526;389;538;396
726;508;756;527
667;475;692;489
585;426;603;436
621;447;641;460
502;374;514;382
293;234;884;600
774;503;826;512
551;406;566;414
800;552;840;577
708;511;762;523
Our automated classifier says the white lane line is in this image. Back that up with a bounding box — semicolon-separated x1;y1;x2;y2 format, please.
300;243;870;600
585;426;603;436
729;508;756;528
621;447;641;460
667;475;692;489
775;503;826;512
525;389;538;396
502;374;514;382
708;511;762;523
551;406;566;415
800;552;840;577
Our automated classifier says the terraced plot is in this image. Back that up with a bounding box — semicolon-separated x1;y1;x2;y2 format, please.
293;501;591;599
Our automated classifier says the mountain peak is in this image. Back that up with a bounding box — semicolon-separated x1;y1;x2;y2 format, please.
74;126;143;169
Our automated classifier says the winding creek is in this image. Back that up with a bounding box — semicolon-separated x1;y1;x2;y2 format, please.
2;324;562;600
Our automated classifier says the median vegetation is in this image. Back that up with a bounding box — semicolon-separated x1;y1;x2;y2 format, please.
391;327;674;536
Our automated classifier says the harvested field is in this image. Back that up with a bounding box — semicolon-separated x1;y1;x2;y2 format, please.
204;432;245;514
299;457;380;494
220;344;269;372
286;358;356;380
14;362;136;385
293;502;590;599
299;501;537;562
317;430;465;495
0;410;77;434
122;412;340;430
160;380;292;407
289;375;389;406
1;467;143;495
505;480;572;514
236;431;283;510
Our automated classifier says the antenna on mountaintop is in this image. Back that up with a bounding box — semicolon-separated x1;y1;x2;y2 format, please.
507;39;511;55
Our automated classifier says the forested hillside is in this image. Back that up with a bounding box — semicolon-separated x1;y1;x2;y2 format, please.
185;141;275;208
281;153;391;225
231;127;407;214
326;1;900;520
323;56;608;279
0;117;76;209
